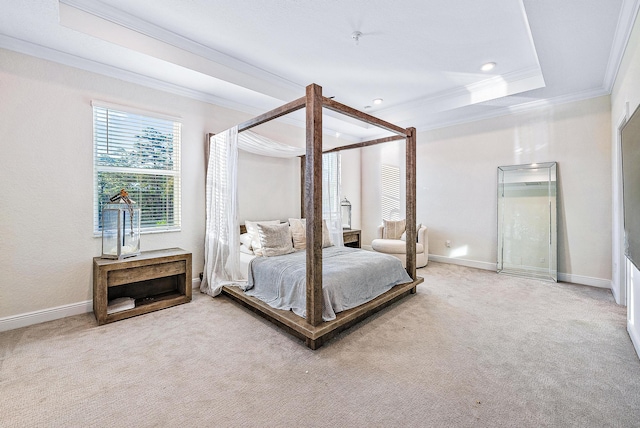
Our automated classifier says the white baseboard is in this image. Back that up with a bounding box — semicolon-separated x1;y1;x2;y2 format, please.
627;322;640;360
428;254;496;271
0;300;93;332
557;273;612;289
428;254;612;289
0;277;203;332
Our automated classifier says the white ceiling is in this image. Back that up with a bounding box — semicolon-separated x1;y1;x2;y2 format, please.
1;0;638;140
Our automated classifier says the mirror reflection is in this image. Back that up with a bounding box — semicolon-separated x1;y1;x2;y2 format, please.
497;162;557;282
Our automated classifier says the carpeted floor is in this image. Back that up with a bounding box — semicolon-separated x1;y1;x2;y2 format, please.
1;262;639;427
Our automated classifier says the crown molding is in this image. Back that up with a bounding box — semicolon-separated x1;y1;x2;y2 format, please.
59;0;303;98
603;0;640;92
0;35;360;141
376;66;545;121
0;34;609;144
409;86;610;135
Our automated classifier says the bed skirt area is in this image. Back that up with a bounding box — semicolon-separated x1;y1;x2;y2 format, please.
221;276;423;349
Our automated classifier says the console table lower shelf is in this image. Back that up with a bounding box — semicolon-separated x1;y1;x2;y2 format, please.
93;248;192;325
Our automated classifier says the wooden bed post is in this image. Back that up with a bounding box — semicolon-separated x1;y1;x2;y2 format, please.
300;155;306;218
305;83;324;327
406;127;417;282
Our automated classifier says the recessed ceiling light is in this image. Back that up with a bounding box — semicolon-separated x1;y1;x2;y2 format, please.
481;62;496;72
373;98;383;105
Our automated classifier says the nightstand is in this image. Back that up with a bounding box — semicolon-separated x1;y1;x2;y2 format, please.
93;248;192;325
343;229;361;248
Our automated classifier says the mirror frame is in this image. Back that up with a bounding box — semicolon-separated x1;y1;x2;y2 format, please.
497;162;557;282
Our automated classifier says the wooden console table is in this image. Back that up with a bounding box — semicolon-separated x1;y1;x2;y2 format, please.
343;229;361;248
93;248;192;325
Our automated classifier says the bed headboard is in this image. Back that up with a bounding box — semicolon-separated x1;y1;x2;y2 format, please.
240;224;247;234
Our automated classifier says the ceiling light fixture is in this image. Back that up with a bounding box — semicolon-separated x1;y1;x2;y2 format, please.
481;62;496;72
373;98;383;105
351;31;363;46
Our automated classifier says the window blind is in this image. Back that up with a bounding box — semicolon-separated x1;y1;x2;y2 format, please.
381;164;401;220
93;104;181;234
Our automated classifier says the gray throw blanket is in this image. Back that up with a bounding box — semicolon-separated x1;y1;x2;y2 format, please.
245;246;412;321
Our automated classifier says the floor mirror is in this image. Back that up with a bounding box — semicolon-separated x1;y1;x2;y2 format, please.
497;162;557;281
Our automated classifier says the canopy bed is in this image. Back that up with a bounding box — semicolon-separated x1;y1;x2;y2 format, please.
203;83;423;349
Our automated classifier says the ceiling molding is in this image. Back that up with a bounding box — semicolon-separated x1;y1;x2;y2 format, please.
0;34;361;141
0;34;250;109
0;34;611;144
59;0;548;125
519;0;542;72
603;0;640;92
59;0;303;100
411;86;611;135
377;66;545;121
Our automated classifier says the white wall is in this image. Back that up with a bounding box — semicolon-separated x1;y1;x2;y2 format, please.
238;152;300;223
611;10;640;355
340;148;362;230
361;95;612;285
0;49;313;326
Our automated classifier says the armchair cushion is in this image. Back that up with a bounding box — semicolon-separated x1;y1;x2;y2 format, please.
372;239;424;255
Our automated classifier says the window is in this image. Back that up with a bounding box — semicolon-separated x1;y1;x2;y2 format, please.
381;164;401;220
93;103;181;234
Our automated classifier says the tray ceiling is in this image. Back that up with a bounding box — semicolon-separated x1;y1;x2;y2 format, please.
0;0;637;140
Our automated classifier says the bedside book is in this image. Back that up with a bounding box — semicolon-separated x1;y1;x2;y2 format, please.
106;297;135;314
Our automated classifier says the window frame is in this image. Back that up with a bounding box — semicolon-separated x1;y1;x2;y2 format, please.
92;101;182;236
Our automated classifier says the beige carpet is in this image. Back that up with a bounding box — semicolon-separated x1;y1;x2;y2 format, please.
1;262;639;427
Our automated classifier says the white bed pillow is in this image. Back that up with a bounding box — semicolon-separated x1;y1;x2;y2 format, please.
245;220;280;255
239;232;253;249
287;218;333;249
256;223;294;257
239;244;254;255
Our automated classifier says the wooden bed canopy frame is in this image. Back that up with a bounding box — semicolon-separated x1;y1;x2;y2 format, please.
217;83;424;349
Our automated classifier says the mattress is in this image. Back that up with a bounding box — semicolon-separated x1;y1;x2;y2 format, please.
244;246;412;321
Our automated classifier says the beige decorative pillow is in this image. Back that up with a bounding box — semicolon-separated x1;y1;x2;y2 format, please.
256;223;294;257
288;218;306;250
383;219;406;240
245;220;280;255
287;218;333;249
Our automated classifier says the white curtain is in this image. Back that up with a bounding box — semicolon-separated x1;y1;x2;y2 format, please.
322;152;344;246
238;131;305;158
202;129;343;296
201;127;243;296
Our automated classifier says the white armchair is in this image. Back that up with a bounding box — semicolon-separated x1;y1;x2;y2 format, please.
371;224;429;268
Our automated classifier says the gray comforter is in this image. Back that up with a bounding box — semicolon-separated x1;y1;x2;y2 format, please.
245;246;412;321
